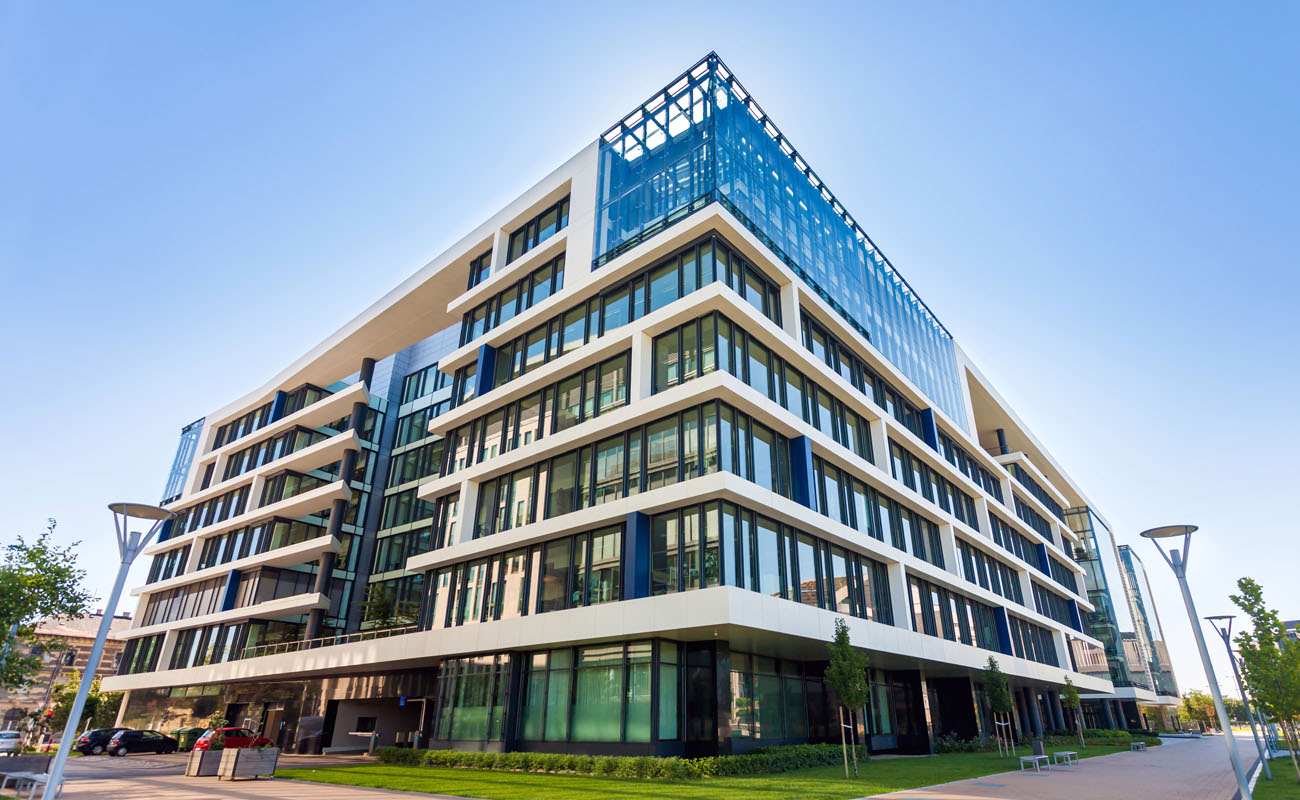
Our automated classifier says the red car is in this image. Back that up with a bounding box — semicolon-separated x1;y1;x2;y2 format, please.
192;727;271;750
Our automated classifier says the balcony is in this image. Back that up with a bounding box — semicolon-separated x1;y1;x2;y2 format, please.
239;624;418;660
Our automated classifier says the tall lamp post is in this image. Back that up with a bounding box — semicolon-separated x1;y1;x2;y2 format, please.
1140;525;1252;800
1206;615;1272;781
43;503;174;800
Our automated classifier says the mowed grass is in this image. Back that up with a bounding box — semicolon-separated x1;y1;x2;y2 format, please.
1253;770;1300;800
277;744;1132;800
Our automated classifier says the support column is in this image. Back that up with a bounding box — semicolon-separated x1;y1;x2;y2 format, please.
887;563;911;630
918;669;934;754
631;331;654;400
1100;698;1116;729
1027;689;1044;737
867;418;890;471
938;523;960;577
1050;690;1066;731
778;280;802;341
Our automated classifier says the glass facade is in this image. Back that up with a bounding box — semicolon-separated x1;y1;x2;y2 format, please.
162;417;204;505
1066;506;1142;688
1118;545;1179;697
595;54;965;426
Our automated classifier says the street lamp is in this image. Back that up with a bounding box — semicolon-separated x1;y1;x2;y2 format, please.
1205;615;1272;780
43;503;175;800
1140;524;1252;800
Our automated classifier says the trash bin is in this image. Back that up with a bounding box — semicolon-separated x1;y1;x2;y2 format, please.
172;727;204;752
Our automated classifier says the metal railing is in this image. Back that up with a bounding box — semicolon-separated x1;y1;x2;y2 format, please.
239;624;418;660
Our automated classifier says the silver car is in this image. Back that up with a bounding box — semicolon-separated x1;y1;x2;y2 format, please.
0;731;21;755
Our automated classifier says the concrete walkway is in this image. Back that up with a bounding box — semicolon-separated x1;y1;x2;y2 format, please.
871;734;1262;800
55;752;477;800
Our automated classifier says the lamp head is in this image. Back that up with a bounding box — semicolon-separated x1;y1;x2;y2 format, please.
1139;524;1198;539
108;502;175;521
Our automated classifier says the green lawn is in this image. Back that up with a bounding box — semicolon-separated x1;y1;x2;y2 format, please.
1253;769;1300;800
277;745;1132;800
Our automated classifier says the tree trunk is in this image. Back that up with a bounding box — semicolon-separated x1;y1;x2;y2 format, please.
850;708;859;777
839;706;849;779
1284;719;1300;784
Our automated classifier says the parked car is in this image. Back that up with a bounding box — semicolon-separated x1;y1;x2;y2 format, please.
0;731;21;755
192;727;271;751
74;727;129;755
106;729;177;756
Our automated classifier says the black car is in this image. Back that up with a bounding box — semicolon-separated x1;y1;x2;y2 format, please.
106;729;177;756
74;727;129;755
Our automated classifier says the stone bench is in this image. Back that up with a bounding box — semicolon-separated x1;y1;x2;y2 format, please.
1131;741;1148;751
1053;750;1079;766
1020;754;1050;773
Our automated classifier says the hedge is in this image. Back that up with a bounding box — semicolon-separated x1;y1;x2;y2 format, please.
374;742;869;779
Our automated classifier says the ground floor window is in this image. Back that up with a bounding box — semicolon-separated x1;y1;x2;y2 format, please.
519;640;667;744
432;654;509;741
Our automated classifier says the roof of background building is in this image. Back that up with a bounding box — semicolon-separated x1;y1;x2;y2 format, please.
33;613;132;641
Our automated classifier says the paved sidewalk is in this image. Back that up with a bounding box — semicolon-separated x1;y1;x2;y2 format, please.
55;752;478;800
871;734;1261;800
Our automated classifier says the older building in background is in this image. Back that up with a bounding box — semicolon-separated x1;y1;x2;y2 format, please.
103;53;1177;755
0;613;131;729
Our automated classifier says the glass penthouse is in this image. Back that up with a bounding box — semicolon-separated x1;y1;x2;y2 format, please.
104;54;1170;756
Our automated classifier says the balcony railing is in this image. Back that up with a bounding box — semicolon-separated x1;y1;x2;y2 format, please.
239;624;418;660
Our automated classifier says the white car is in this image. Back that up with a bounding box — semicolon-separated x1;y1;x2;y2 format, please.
0;731;21;755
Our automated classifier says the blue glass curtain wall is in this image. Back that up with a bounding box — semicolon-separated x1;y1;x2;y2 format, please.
595;53;966;428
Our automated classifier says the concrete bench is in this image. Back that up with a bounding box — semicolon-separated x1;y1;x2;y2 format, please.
1019;754;1050;773
1053;750;1079;766
1131;741;1148;751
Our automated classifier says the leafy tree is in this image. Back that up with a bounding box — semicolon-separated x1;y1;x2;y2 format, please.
0;520;94;691
1182;689;1217;729
983;657;1015;756
49;670;121;734
824;618;870;777
1231;577;1300;783
1061;676;1085;746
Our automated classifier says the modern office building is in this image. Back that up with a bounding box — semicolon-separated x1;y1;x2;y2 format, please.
104;53;1173;755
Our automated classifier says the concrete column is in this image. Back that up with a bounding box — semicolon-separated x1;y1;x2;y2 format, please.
630;330;654;401
1026;688;1045;737
1050;691;1066;731
938;524;960;577
973;497;993;541
457;478;479;545
886;563;912;630
868;417;890;471
1100;698;1116;729
917;669;935;754
778;279;802;341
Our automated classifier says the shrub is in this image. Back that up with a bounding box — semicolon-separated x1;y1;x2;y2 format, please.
934;733;994;753
377;741;868;780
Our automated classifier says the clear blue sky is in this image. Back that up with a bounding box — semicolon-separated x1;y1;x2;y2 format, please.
2;1;1296;700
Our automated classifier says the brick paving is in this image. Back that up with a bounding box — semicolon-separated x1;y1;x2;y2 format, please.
870;734;1262;800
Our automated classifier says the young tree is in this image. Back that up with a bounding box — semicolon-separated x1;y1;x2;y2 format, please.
824;617;870;778
1231;577;1300;783
1061;676;1085;747
0;520;94;691
983;657;1015;756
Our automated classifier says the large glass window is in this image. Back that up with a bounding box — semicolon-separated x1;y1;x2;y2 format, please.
442;352;629;479
507;196;569;264
432;654;509;742
459;234;781;406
